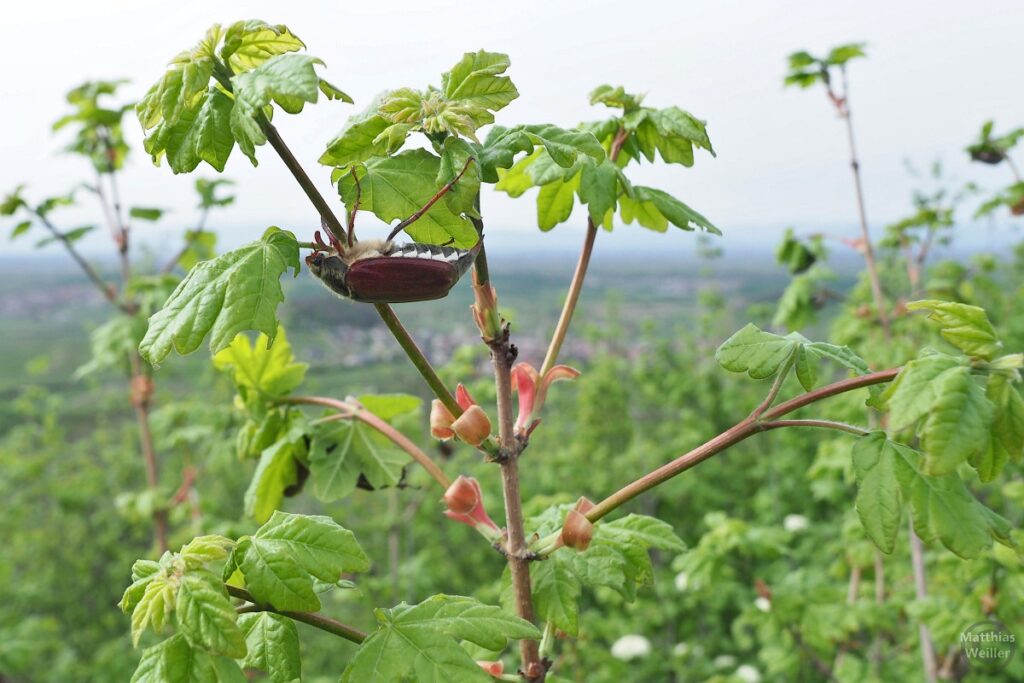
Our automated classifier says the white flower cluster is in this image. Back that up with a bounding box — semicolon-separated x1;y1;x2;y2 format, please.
713;654;737;668
610;634;651;661
784;514;810;533
735;664;762;683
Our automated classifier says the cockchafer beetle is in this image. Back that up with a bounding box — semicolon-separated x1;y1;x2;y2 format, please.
305;156;481;304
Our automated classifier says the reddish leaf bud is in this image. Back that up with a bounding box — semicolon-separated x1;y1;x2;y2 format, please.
561;509;594;552
572;496;595;515
470;269;501;341
442;475;501;542
476;660;504;676
452;405;491;446
443;475;480;515
430;400;456;440
455;383;477;411
130;375;155;408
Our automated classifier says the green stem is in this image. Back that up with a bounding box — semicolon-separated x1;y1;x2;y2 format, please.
759;419;870;436
373;303;461;418
750;353;795;418
259;118;347;244
227;585;366;644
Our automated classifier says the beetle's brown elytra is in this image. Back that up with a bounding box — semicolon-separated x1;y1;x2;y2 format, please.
305;239;481;304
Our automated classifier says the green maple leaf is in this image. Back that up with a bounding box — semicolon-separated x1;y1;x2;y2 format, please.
851;432;1014;559
319;108;396;168
244;426;306;523
138;23;347;173
234;511;369;612
213;326;308;407
337;149;478;247
441;50;519;125
852;433;915;553
907;299;1003;360
131;634;245;683
342;595;539;682
175;569;247;658
220;20;305;73
139;227;299;366
237;613;301;683
308;419;408;502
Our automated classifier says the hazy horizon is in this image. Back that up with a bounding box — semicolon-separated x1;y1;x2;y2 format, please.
2;0;1023;258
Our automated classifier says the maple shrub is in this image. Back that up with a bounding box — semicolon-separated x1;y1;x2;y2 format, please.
110;22;1023;682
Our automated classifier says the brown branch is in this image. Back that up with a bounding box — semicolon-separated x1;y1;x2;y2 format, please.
284;395;452;489
540;219;597;376
34;212;124;311
161;207;211;274
838;66;890;337
489;325;543;681
910;515;939;683
760;368;899;422
584;368;899;524
129;365;168;552
93;142;168;553
539;126;627;376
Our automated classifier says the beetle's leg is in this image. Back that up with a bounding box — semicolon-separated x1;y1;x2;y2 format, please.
386;156;476;241
346;168;362;248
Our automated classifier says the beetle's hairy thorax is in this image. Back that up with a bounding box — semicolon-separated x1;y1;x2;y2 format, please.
340;239;394;265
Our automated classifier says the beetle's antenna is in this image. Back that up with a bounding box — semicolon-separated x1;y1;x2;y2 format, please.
312;230;333;252
387;157;475;242
320;216;344;252
346;167;362;248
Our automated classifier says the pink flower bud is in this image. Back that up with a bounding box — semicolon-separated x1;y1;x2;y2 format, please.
430;400;456;440
452;405;491;446
443;475;480;515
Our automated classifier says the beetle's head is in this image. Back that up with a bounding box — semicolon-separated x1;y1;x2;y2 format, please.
304;250;327;277
305;250;352;299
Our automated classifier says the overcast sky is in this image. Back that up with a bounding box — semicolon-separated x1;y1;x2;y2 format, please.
2;0;1022;259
